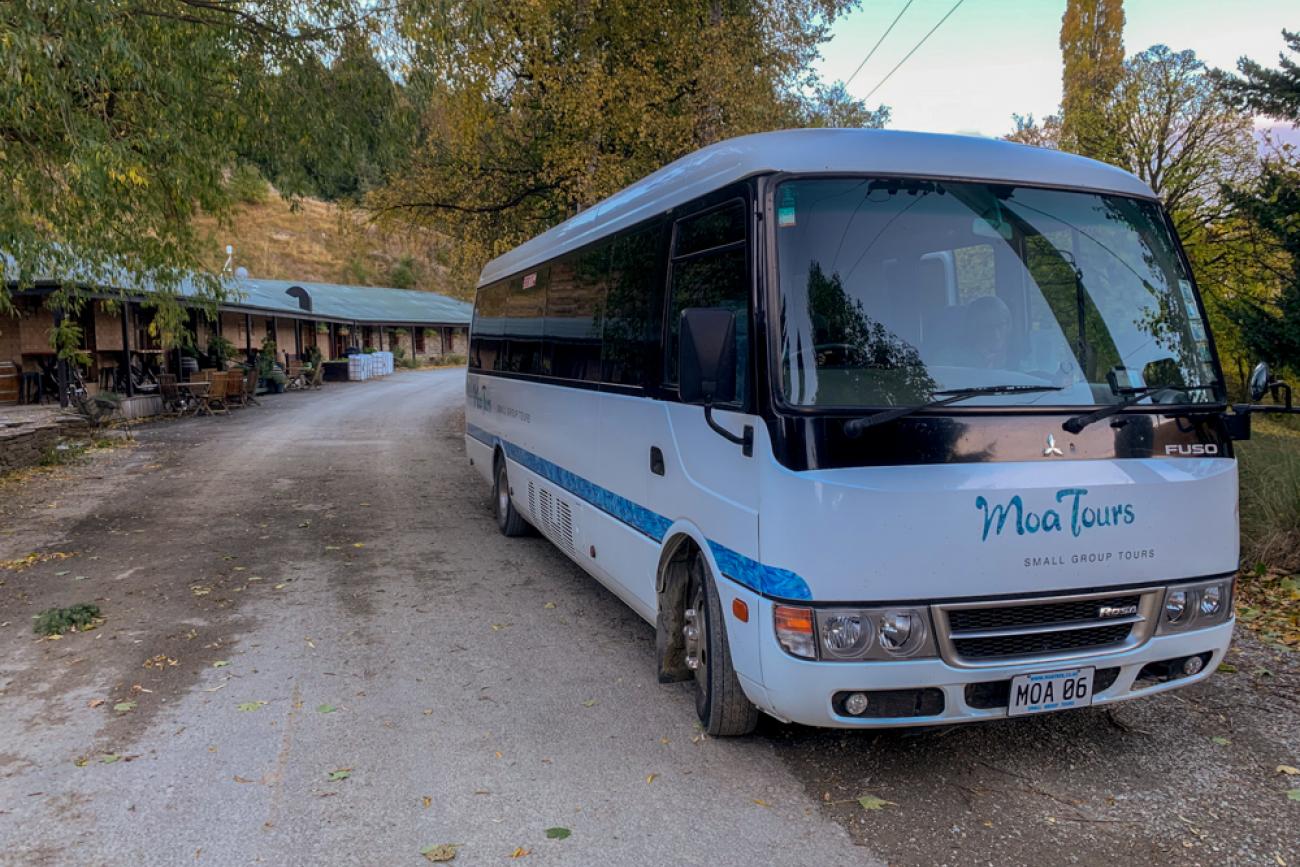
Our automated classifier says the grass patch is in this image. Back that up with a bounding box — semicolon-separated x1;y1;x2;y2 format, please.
33;603;102;636
38;440;90;466
1235;415;1300;649
1237;415;1300;572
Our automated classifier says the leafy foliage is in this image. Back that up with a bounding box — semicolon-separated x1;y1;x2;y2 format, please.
33;603;101;636
374;0;885;268
1058;0;1125;161
1;0;367;336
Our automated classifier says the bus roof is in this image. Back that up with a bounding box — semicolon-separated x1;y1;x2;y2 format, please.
479;128;1156;287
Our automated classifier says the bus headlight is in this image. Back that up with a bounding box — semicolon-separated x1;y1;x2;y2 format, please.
807;606;937;661
822;613;871;658
1157;578;1233;634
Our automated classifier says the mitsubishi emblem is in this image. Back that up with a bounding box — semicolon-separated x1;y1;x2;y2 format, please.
1043;433;1064;457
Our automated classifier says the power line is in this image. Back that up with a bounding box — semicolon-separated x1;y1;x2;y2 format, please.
843;0;916;88
861;0;969;103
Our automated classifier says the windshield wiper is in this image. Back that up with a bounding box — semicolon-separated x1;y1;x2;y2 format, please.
845;385;1064;436
1062;384;1217;434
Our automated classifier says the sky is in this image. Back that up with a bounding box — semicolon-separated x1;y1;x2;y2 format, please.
817;0;1296;138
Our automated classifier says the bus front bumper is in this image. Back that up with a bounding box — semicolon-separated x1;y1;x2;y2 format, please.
749;604;1234;729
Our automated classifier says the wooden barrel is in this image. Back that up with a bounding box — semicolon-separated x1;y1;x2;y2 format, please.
0;362;18;405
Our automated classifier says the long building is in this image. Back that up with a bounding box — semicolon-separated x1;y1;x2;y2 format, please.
1;273;471;403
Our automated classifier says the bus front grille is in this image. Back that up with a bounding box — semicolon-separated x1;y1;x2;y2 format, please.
933;589;1162;667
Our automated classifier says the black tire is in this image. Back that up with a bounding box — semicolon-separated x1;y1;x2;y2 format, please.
493;456;529;537
687;551;759;736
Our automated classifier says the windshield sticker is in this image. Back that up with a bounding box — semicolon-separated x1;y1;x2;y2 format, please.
778;188;797;227
1178;279;1197;310
976;489;1134;542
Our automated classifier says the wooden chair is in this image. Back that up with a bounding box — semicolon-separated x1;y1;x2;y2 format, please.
244;366;261;406
206;371;230;414
225;369;246;409
157;374;182;415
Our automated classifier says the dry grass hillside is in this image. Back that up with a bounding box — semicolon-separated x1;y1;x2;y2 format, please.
193;192;473;300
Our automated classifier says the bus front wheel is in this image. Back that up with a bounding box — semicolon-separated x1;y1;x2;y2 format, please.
493;457;529;537
684;551;759;736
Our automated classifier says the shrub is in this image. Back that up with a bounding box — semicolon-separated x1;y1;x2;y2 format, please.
34;603;101;636
227;163;269;205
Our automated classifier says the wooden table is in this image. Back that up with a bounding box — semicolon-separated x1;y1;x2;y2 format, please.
175;380;211;416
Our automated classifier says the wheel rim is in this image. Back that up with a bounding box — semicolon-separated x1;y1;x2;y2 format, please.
496;464;510;525
685;560;710;718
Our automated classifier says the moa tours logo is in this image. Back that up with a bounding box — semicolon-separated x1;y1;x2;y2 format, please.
975;488;1135;542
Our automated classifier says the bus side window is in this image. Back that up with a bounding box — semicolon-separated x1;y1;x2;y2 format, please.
546;246;608;382
470;281;508;372
664;200;749;402
603;225;663;387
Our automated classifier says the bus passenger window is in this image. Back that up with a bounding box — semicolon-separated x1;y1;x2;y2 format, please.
665;201;749;400
603;226;664;387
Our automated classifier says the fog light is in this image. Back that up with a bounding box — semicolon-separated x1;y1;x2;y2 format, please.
1182;655;1205;676
844;692;870;716
1164;590;1189;624
1199;585;1222;617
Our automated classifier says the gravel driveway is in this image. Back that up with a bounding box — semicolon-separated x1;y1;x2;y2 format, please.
0;367;1295;866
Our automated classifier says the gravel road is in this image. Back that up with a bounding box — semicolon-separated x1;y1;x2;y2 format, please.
1;367;1296;866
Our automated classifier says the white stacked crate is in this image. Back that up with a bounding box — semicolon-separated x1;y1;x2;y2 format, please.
347;353;372;381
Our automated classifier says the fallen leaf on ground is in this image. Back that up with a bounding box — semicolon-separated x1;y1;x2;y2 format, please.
858;794;896;811
510;847;530;859
646;774;656;784
327;768;352;782
581;699;597;708
543;602;556;609
752;799;770;808
237;701;267;712
317;704;337;714
113;701;137;713
212;660;230;668
1277;765;1299;776
422;796;432;808
421;844;459;862
1217;663;1237;673
1287;788;1300;802
88;698;105;708
352;543;365;548
233;775;256;784
1212;736;1231;745
99;754;121;764
544;827;571;840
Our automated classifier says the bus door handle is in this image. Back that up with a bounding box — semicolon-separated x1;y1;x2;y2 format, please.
650;447;665;476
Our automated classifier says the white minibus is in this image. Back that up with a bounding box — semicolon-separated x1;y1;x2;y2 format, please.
465;129;1298;734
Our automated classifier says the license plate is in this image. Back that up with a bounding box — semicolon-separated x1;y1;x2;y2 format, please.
1007;667;1095;717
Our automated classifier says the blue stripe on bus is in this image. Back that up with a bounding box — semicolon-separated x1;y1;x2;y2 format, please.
465;423;812;601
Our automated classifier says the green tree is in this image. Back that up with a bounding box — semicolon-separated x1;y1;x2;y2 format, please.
373;0;880;269
1221;29;1300;121
1;1;363;355
1059;0;1125;161
1217;31;1300;373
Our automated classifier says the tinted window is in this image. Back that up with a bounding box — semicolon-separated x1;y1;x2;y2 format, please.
470;281;508;371
503;269;546;373
665;202;749;397
603;225;665;387
546;246;608;382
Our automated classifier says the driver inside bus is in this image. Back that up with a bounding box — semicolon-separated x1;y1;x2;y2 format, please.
966;294;1013;369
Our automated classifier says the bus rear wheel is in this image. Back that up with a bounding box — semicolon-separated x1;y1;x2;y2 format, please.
493;457;529;537
684;551;759;736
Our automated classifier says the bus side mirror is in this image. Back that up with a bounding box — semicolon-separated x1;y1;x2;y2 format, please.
678;308;736;405
677;307;752;457
1249;361;1271;402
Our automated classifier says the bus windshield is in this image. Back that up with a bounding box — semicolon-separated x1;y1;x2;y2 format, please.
773;177;1222;410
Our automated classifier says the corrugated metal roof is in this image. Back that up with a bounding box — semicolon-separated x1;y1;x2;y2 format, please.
216;276;472;325
480;128;1158;285
3;254;472;325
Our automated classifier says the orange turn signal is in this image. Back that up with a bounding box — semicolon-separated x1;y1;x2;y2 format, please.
774;604;817;659
732;598;750;623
